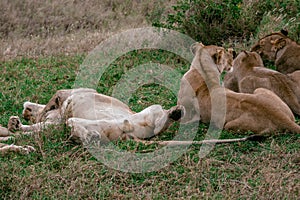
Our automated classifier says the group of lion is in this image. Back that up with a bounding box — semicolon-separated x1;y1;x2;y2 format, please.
178;30;300;135
1;30;300;155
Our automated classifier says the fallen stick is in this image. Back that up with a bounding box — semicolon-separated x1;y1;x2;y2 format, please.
139;135;266;146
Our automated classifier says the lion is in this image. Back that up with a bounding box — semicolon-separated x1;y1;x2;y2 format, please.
178;43;300;134
8;88;184;144
224;50;300;116
251;30;300;74
178;43;234;122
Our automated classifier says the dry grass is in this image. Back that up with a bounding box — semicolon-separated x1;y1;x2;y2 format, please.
0;0;176;60
0;1;299;199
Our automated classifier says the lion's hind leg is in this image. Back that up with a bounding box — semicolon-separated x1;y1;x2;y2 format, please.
0;144;35;155
224;113;269;134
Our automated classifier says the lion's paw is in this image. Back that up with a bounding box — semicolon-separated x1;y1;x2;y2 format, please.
168;105;185;121
8;116;22;132
16;145;35;155
23;145;36;154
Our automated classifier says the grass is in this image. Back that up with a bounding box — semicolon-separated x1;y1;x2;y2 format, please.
0;51;299;199
0;0;177;60
0;0;299;199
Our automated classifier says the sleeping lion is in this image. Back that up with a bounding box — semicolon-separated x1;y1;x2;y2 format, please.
7;88;184;144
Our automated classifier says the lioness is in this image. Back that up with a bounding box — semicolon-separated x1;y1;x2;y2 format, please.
224;51;300;116
178;43;300;134
178;43;234;122
8;88;184;143
251;30;300;74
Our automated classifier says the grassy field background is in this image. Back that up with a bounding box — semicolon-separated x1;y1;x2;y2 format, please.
0;0;176;61
0;0;299;199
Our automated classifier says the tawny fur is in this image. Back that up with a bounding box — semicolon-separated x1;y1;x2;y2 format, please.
8;88;184;144
251;30;300;74
224;51;300;116
178;43;300;134
178;43;234;122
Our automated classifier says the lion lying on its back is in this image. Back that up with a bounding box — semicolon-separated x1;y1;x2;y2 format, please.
8;88;184;144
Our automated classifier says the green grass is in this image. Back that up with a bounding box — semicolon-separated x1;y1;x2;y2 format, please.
0;52;299;199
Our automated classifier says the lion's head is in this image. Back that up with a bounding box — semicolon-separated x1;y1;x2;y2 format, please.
22;102;46;123
191;43;235;73
251;30;290;61
233;51;264;70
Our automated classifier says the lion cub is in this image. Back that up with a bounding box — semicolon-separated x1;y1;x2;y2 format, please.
251;30;300;74
178;43;300;134
224;51;300;116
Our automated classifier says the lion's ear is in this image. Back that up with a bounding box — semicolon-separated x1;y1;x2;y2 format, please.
122;119;134;133
242;50;249;56
259;40;265;46
273;38;286;49
198;42;205;47
228;48;237;59
55;96;60;106
281;29;288;36
191;42;204;55
212;49;224;65
233;50;237;59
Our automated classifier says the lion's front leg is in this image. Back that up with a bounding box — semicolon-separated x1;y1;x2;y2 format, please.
8;116;56;133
